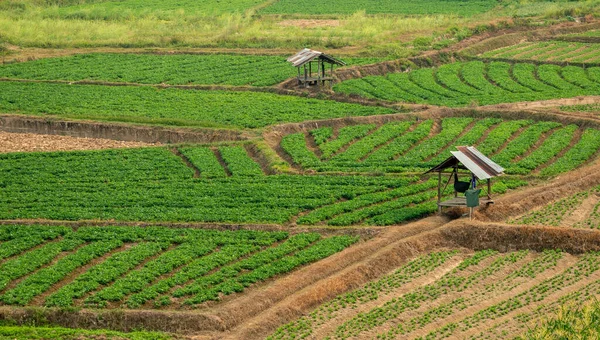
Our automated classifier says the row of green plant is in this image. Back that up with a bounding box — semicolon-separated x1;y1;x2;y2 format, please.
334;61;600;106
0;81;394;129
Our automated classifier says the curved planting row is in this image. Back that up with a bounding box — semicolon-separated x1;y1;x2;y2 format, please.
334;61;600;106
0;225;356;309
280;117;600;177
269;249;600;340
480;41;600;64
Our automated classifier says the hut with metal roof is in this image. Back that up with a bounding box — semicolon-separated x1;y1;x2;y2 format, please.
287;48;345;88
425;146;504;213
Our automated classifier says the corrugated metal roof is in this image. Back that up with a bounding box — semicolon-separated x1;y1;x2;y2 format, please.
426;146;504;180
287;48;345;67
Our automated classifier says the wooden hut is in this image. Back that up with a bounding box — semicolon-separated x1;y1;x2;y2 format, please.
425;146;504;213
287;48;345;88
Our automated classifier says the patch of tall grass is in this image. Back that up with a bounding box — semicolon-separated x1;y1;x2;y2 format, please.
521;298;600;339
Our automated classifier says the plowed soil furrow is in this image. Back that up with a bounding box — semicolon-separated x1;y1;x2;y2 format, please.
29;242;135;307
0;241;87;294
73;243;173;307
533;127;583;175
304;131;323;158
424;120;477;162
393;119;439;161
532;46;570;61
212;148;233;177
547;46;587;61
310;255;467;339
401;253;578;340
0;236;62;267
327;125;379;160
563;47;599;62
455;262;600;339
99;244;180;309
359;121;418;162
511;127;559;163
490;126;528;157
171;147;200;178
473;121;501;146
244;144;274;176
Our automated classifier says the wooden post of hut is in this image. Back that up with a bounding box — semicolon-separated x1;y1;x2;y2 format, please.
425;146;504;215
287;48;346;88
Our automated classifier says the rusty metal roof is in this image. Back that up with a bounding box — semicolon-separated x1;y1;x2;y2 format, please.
426;146;504;180
287;48;346;67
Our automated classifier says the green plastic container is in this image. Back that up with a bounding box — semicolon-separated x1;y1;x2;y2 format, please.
465;189;482;208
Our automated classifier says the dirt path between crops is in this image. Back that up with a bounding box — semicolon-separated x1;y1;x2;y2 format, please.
0;131;155;153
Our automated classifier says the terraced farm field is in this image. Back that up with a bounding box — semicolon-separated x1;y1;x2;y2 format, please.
269;249;600;340
0;225;354;309
480;41;600;63
261;0;497;15
0;53;381;87
0;146;436;226
279;117;600;176
334;61;600;106
511;186;600;228
0;81;393;128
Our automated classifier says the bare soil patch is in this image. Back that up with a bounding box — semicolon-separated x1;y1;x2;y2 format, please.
278;19;341;28
0;131;155;153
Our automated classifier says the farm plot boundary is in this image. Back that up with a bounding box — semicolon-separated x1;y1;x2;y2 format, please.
0;115;250;144
2;221;600;337
459;22;600;57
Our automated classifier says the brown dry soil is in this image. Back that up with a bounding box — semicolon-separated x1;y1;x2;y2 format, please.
0;131;156;153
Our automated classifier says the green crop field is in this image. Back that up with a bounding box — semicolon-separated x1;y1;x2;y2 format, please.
280;118;600;176
261;0;498;16
3;0;600;337
0;324;171;340
334;61;600;106
0;146;440;226
0;225;355;309
269;249;600;339
480;41;600;63
0;81;394;128
0;53;382;87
